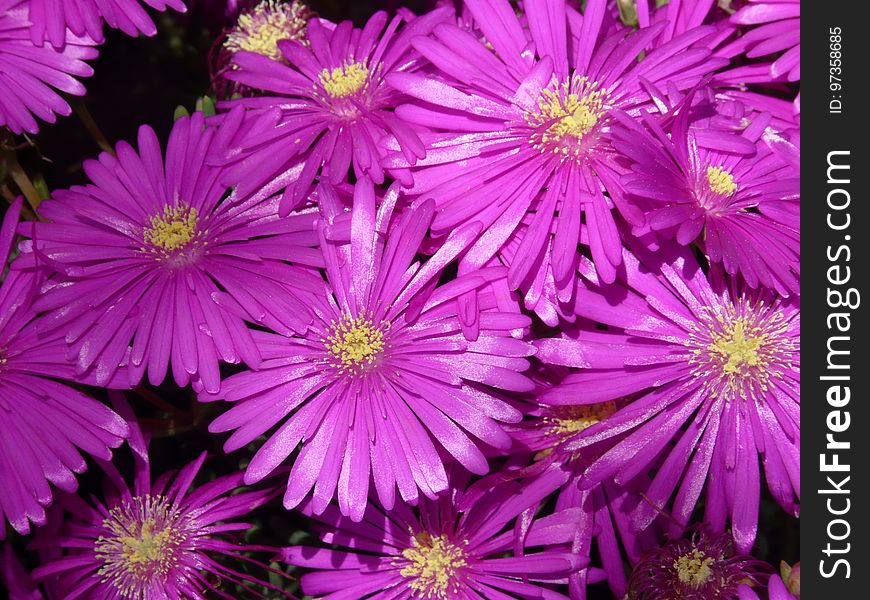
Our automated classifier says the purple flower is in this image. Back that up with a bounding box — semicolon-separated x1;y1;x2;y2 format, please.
627;529;770;600
0;199;129;537
223;0;311;62
535;243;799;553
215;7;449;215
720;1;800;112
507;395;658;600
201;178;535;521
21;112;322;393
210;0;313;98
731;1;800;84
614;102;799;296
383;0;726;314
0;0;97;135
280;469;585;599
27;0;187;48
29;395;290;599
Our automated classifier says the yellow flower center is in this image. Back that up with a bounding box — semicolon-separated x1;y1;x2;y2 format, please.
95;495;186;597
544;401;617;437
527;75;609;161
325;316;386;373
673;549;715;587
319;62;369;98
400;532;467;599
706;166;738;196
224;0;310;61
143;204;199;253
689;302;795;401
707;319;765;376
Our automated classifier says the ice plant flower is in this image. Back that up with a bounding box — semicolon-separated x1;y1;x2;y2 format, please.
731;1;800;85
216;7;449;214
280;470;586;599
201;179;535;520
224;0;311;61
626;529;769;600
383;0;727;312
508;396;658;600
535;243;799;552
212;0;312;97
715;1;800;112
20;111;322;393
27;0;187;49
0;199;129;537
614;106;800;296
0;0;98;135
30;395;291;599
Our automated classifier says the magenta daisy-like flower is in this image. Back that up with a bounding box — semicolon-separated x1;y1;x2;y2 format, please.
30;395;290;599
27;0;187;48
722;0;800;112
222;0;311;62
211;0;313;98
535;243;799;553
507;394;658;600
201;178;535;521
0;0;98;135
731;1;800;84
280;470;585;599
383;0;727;308
216;7;449;215
626;529;770;600
0;199;129;537
614;105;800;296
21;111;322;393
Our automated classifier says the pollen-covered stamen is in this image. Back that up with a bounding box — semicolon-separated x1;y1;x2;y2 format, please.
706;166;738;196
224;0;311;62
319;62;369;99
543;401;617;438
708;319;765;376
324;315;387;374
526;75;609;161
673;549;715;587
400;532;467;599
688;299;796;399
95;495;189;598
143;204;200;254
628;529;767;599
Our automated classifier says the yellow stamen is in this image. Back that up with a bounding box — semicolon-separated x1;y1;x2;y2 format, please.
706;166;738;196
688;301;795;401
325;315;386;373
544;401;617;437
319;62;369;98
527;75;609;160
224;0;311;61
673;549;715;587
707;319;765;376
143;204;198;253
400;532;467;599
95;495;185;596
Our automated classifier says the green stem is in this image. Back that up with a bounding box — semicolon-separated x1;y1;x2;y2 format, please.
72;98;115;155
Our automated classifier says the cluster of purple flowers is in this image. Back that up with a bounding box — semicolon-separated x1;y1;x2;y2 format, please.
0;0;799;598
